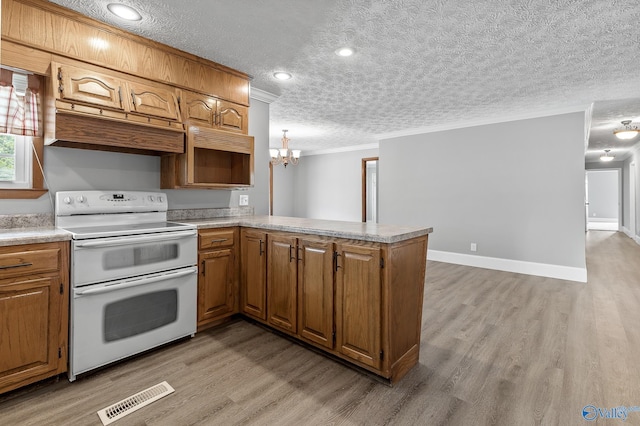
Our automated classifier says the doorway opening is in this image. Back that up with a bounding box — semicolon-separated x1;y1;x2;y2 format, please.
586;169;621;231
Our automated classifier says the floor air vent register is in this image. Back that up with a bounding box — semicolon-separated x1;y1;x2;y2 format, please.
97;381;175;425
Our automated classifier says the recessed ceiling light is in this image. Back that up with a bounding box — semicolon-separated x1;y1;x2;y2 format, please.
107;3;142;21
273;72;292;81
335;47;355;57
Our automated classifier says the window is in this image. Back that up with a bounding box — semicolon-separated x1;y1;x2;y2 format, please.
0;133;32;189
0;67;45;199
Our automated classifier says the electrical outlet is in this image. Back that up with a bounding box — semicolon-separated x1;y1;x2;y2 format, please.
239;195;249;206
470;243;477;252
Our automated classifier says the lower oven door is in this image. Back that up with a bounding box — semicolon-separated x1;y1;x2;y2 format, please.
69;266;197;381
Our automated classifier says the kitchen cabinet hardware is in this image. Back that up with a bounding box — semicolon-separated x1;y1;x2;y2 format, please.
209;238;228;244
0;262;33;270
333;251;342;271
259;240;264;256
201;260;205;275
289;245;295;262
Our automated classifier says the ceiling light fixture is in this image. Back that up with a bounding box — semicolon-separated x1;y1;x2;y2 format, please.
273;72;292;81
600;149;615;162
613;120;639;140
107;3;142;21
335;47;355;57
270;130;301;167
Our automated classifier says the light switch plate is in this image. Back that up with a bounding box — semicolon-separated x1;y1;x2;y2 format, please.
239;195;249;206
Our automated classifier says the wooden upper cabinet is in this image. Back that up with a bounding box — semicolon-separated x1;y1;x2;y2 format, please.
181;91;216;127
53;61;182;127
56;64;124;111
217;100;248;134
128;80;180;121
180;90;248;134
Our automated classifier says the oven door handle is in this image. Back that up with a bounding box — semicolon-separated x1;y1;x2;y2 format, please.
74;230;197;248
74;267;197;296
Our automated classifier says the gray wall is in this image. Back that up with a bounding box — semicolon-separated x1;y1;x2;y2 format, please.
272;161;295;216
586;169;619;221
379;112;587;269
289;148;379;221
0;98;271;215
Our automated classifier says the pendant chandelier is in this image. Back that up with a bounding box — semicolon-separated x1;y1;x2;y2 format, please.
270;130;301;167
613;120;639;140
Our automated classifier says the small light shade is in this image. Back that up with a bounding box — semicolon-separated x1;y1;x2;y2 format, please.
273;72;292;81
600;150;615;162
269;149;279;158
614;130;639;140
107;3;142;21
291;150;301;159
279;148;289;157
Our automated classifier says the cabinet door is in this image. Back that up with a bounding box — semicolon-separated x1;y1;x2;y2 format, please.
181;91;216;127
217;100;248;134
335;242;382;369
0;276;61;392
128;80;180;121
240;229;267;320
198;248;235;324
267;233;298;333
297;238;334;349
56;64;124;110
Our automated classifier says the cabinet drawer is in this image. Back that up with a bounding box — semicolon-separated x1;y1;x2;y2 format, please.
199;229;236;250
0;245;61;280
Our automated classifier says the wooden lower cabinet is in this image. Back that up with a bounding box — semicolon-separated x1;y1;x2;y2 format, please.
297;237;334;349
240;229;267;320
266;233;297;333
197;228;238;330
335;242;382;369
238;229;428;384
0;241;69;394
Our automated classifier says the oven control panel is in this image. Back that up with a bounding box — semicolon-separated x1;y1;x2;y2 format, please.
55;191;168;216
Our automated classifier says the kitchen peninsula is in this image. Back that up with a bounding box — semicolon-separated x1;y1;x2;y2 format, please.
177;215;432;384
0;215;431;390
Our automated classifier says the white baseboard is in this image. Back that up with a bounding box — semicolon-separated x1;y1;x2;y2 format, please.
587;218;618;223
427;250;587;283
621;227;640;245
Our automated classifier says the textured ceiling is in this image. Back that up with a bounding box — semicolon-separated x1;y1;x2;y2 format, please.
49;0;640;158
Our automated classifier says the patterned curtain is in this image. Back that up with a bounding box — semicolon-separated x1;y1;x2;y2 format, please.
0;69;40;136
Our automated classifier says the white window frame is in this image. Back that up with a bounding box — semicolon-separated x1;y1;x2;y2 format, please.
0;134;32;189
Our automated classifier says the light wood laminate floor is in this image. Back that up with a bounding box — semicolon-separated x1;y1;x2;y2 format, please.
1;231;639;425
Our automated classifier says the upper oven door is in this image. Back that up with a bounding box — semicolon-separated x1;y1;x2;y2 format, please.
71;229;197;286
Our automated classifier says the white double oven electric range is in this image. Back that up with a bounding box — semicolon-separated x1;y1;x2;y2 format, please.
55;191;197;381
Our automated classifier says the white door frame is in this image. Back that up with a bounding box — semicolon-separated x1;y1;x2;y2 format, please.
630;161;637;241
585;168;621;231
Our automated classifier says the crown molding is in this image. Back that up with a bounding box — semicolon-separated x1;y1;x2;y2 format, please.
375;105;591;141
250;87;279;104
302;143;379;157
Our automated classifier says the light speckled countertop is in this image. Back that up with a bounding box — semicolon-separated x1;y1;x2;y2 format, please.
177;215;432;244
0;227;72;247
0;216;432;246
